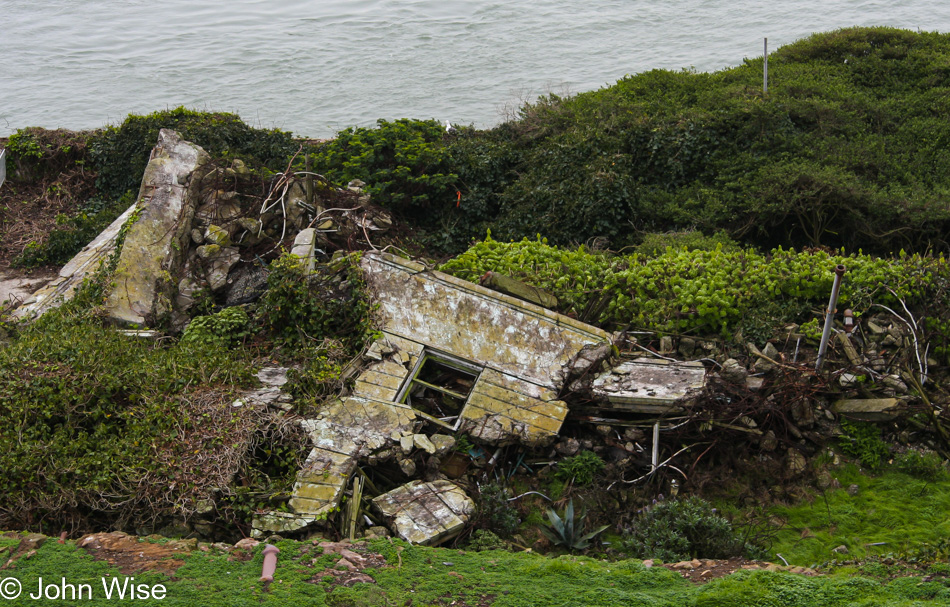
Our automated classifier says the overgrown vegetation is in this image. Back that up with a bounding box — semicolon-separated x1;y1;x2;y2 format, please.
303;118;458;220
439;234;950;338
838;419;890;469
4;535;949;606
554;451;606;486
4;28;950;597
2;108;296;268
303;28;950;256
0;246;375;531
622;497;753;562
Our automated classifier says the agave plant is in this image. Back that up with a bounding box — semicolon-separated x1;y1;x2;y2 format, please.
539;499;608;551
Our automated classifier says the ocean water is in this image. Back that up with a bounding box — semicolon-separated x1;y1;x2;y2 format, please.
1;0;949;138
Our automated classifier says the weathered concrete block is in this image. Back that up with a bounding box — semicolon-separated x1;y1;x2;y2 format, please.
361;253;610;389
833;398;904;421
591;358;707;413
104;129;210;326
373;480;474;545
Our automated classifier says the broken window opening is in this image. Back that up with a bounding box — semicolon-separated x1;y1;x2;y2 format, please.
398;351;481;431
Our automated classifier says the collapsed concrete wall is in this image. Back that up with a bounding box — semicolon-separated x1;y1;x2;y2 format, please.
14;129;210;324
104;130;210;326
266;252;618;542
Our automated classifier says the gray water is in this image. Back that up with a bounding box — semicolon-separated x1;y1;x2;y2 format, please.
2;1;949;138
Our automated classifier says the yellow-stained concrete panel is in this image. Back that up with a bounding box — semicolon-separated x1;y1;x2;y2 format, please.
373;480;475;545
361;253;611;389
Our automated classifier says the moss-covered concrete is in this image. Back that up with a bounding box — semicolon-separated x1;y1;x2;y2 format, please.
104;129;210;326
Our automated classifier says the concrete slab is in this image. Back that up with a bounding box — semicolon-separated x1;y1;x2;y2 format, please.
372;480;474;545
592;358;707;413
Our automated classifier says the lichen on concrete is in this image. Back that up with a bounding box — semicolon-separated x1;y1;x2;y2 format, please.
104;129;210;326
372;480;474;545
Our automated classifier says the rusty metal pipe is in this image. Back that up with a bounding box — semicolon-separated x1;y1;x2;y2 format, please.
260;545;280;582
816;265;847;371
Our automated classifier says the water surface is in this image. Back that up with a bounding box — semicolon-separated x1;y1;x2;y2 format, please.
2;1;948;137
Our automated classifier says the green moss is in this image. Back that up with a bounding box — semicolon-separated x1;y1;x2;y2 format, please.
769;466;950;566
2;537;946;606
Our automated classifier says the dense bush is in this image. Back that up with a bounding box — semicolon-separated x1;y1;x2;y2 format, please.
388;27;950;254
894;449;949;481
304;118;458;220
622;496;751;561
90;107;297;201
255;252;374;349
474;482;520;537
0;295;263;530
554;451;606;486
440;235;950;337
839;419;890;469
180;306;252;349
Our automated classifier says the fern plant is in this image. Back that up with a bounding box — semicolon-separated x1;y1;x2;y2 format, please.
539;499;608;551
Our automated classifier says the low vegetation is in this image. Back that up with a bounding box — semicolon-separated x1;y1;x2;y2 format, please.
2;25;950;604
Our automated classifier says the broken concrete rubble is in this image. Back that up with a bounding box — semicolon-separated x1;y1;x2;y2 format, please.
10;130;933;545
281;252;614;529
833;398;905;422
372;480;474;545
591;358;706;414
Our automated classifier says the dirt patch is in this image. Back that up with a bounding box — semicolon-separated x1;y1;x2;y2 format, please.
305;540;387;590
78;532;192;577
659;557;817;583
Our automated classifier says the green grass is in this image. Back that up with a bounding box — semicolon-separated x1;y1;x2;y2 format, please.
1;535;948;606
769;465;950;567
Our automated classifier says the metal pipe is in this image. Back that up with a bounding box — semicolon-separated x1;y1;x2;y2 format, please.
651;422;660;471
260;545;280;582
815;265;847;371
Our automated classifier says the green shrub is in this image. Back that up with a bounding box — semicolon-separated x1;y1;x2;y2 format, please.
475;482;520;537
4;127;88;181
90;107;296;201
255;253;374;349
839;419;890;469
440;235;949;337
634;230;742;256
12;195;132;268
622;497;751;561
467;529;508;551
433;27;950;255
305;118;458;218
0;297;259;529
894;449;948;481
285;343;348;407
180;306;251;349
554;451;605;486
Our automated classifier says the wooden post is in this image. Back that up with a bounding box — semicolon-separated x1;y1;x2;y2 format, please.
763;38;769;95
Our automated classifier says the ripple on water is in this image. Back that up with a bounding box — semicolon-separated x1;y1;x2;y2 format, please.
2;0;950;136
